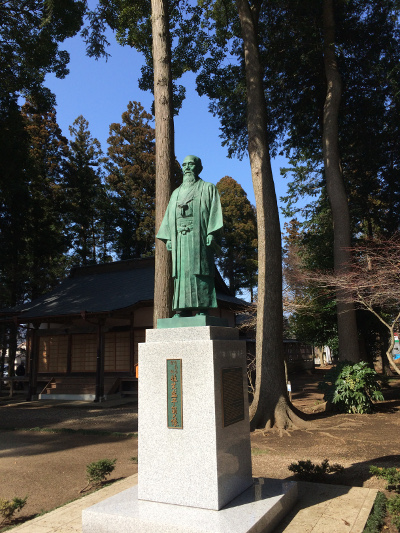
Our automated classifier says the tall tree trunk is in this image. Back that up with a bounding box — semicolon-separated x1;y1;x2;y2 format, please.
322;0;360;363
151;0;174;326
236;0;306;430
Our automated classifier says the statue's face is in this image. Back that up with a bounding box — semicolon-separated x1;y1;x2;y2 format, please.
182;156;199;178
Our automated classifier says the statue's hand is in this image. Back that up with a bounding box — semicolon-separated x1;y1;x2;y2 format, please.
166;240;172;251
207;234;221;255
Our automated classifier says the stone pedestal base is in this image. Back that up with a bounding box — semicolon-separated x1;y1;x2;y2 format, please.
82;478;297;533
138;326;253;510
82;326;298;532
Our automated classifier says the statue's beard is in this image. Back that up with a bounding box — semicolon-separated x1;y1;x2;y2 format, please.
182;172;197;186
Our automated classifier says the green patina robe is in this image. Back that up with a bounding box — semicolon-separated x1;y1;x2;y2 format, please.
156;179;223;311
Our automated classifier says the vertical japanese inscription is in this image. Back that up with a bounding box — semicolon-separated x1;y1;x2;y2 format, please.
167;359;183;428
222;367;245;427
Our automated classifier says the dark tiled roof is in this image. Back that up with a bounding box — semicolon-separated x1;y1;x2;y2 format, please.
16;257;246;321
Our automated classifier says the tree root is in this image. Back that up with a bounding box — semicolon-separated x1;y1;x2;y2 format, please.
252;398;313;435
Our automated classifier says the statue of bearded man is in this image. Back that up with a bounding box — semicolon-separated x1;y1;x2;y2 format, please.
156;155;223;317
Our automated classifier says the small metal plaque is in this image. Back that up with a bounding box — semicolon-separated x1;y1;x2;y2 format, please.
222;367;245;427
167;359;183;429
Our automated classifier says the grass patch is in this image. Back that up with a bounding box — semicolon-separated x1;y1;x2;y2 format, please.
251;448;270;456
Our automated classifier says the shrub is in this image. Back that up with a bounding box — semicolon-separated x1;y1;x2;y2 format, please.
363;492;387;533
370;466;400;493
86;458;117;486
387;495;400;530
0;496;27;524
318;361;384;414
288;459;344;481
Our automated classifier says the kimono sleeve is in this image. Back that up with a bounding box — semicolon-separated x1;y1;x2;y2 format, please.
206;184;224;236
156;202;172;243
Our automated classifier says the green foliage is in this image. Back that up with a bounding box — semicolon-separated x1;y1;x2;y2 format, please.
86;459;117;486
370;466;400;493
21;101;72;298
387;493;400;514
387;495;400;530
104;101;156;260
283;213;338;351
392;513;400;530
0;0;85;108
0;496;27;524
275;0;400;244
0;100;71;309
64;115;112;266
288;459;344;481
318;362;384;414
0;100;32;309
363;492;387;533
216;176;257;297
103;100;182;260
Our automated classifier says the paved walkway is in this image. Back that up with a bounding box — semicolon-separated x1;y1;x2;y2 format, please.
274;481;377;533
8;475;376;533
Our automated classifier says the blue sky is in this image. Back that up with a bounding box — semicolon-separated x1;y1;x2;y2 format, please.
45;28;291;223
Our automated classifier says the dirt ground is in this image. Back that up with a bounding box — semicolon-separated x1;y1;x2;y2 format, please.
0;367;399;531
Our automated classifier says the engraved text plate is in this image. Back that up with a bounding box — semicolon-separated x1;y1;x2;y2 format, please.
167;359;183;428
222;367;245;427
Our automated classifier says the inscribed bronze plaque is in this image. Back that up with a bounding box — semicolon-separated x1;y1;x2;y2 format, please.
167;359;183;429
221;367;245;427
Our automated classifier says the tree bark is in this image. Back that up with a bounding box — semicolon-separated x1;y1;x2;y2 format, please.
151;0;174;326
235;0;307;430
322;0;360;363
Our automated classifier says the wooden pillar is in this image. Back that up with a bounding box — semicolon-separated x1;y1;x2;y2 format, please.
67;332;72;374
28;323;40;401
94;319;105;402
130;315;135;375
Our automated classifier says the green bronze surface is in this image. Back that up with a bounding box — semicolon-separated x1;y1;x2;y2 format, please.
157;155;223;316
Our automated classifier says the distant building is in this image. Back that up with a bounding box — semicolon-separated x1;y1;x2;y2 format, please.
237;313;315;373
3;258;244;401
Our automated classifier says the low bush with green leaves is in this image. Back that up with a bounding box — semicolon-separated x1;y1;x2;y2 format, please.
80;458;118;492
0;496;27;524
387;494;400;530
370;466;400;493
318;361;384;414
288;459;344;481
86;458;117;486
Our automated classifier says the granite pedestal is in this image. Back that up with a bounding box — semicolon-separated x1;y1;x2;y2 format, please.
82;325;297;532
138;326;253;510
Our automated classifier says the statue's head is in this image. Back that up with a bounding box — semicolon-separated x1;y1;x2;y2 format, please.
182;155;203;178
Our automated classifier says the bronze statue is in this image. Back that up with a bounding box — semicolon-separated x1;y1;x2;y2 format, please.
157;155;223;317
